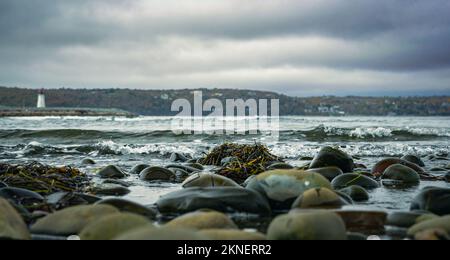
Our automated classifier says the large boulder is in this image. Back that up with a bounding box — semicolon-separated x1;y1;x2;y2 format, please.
156;187;271;216
0;198;30;240
331;173;379;189
309;147;354;173
30;205;119;236
307;167;343;181
267;211;347;240
291;188;349;209
139;167;176;182
182;172;240;188
98;165;126;179
79;213;153;240
165;210;237;230
115;227;209;240
382;164;420;184
246;169;332;210
410;187;450;216
95;198;157;220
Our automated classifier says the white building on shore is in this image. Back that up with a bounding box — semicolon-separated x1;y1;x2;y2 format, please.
37;89;46;108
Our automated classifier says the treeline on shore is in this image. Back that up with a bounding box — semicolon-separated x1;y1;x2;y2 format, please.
0;86;449;116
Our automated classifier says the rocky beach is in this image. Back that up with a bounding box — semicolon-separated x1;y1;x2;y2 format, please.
1;116;449;240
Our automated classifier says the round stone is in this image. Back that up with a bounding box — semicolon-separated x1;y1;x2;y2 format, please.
410;187;450;215
372;158;425;177
387;211;437;228
309;146;355;173
114;227;209;240
95;198;157;220
408;216;450;237
90;184;131;196
170;152;189;162
165;210;238;230
81;158;96;165
401;154;425;167
267;211;347;240
79;213;153;240
307;167;343;181
246;169;332;210
382;164;420;184
156;187;271;216
30;205;119;236
98;165;126;179
0;198;30;240
0;187;45;206
292;188;349;209
338;185;369;202
331;173;380;189
182;172;241;188
130;164;150;175
267;163;294;170
139;167;176;182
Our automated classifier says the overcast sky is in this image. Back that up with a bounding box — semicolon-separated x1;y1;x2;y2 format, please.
0;0;449;96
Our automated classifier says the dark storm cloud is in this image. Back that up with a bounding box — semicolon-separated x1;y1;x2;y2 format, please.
0;0;449;95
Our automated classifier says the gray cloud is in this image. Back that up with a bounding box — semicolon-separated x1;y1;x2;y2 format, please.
0;0;449;95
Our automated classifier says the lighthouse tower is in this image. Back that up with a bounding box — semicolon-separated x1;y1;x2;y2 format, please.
37;89;46;108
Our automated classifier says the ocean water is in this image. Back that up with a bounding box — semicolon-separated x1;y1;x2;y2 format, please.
0;116;449;211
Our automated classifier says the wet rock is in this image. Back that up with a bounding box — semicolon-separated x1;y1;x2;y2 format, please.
186;163;204;171
338;185;369;202
91;184;131;196
414;228;449;240
410;187;450;215
130;164;150;175
166;164;201;174
334;190;354;204
246;169;332;210
382;164;420;184
267;211;347;240
139;167;176;182
96;198;157;219
401;155;425;167
115;227;209;240
98;165;126;179
333;209;387;233
81;158;96;165
408;216;450;237
182;172;241;188
267;163;294;170
30;205;119;236
170;152;190;162
307;166;343;181
331;173;379;189
309;146;355;173
292;188;349;209
166;210;238;230
386;211;437;228
46;192;101;209
156;187;271;216
200;229;266;240
0;198;30;240
171;168;190;182
372;158;425;177
79;213;153;240
0;182;8;188
354;171;375;178
430;167;445;172
0;187;45;206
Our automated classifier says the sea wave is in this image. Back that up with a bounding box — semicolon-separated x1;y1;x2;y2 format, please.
0;125;449;142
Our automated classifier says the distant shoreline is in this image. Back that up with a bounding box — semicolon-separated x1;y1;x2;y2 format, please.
0;107;136;118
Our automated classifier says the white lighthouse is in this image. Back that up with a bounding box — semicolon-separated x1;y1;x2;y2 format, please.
37;89;46;108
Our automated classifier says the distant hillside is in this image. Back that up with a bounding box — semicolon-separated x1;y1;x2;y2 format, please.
0;86;449;116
